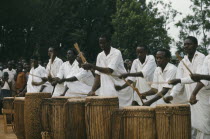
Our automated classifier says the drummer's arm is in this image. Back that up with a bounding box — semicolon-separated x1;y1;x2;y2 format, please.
141;88;158;97
143;88;169;106
88;74;100;96
82;63;113;74
63;76;78;82
115;80;133;91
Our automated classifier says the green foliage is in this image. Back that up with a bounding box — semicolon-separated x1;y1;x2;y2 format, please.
176;0;210;54
0;0;177;62
111;0;174;59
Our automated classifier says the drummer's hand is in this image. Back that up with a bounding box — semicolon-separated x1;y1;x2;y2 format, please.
119;73;128;79
88;90;96;96
190;74;201;82
168;79;181;85
57;78;65;84
51;81;57;86
189;94;198;105
41;77;48;82
164;96;173;103
115;85;123;91
60;93;65;96
141;94;147;100
82;63;94;70
143;101;151;106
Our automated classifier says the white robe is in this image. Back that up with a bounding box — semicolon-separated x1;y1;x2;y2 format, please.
27;65;53;93
95;47;133;107
151;63;177;105
3;68;16;82
171;51;210;138
64;67;93;97
128;55;156;105
46;57;64;96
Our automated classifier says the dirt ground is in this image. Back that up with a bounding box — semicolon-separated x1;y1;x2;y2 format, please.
0;115;17;139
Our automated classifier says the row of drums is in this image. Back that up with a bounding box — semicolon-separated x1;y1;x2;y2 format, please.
3;92;191;139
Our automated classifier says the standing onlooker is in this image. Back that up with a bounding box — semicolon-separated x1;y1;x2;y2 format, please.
15;65;26;95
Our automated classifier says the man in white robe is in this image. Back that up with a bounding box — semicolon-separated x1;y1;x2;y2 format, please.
82;34;133;107
165;36;209;139
61;54;94;97
139;49;177;106
53;49;80;96
116;46;156;105
3;61;16;83
45;47;64;96
27;56;53;93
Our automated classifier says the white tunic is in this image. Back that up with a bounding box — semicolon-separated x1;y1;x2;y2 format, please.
128;55;156;105
151;63;177;105
65;68;94;97
27;65;53;93
95;47;133;107
3;68;16;82
46;57;64;96
171;51;210;137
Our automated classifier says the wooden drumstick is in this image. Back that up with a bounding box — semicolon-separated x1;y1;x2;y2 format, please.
122;78;144;105
74;43;87;63
176;53;193;74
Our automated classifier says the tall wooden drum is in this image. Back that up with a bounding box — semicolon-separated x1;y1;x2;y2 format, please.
121;106;156;139
65;98;86;139
155;104;191;139
111;108;123;139
85;96;119;139
3;97;14;123
24;93;51;139
41;96;78;139
13;97;25;139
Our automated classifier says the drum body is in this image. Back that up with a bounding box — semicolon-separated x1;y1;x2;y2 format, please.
24;93;51;139
3;97;14;123
65;98;86;139
111;109;123;139
121;106;156;139
85;96;119;139
14;97;25;139
155;104;191;139
41;96;78;139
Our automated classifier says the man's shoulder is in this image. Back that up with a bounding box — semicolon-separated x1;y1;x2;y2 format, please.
167;63;177;71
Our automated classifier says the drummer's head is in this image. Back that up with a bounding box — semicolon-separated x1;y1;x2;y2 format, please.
156;49;171;70
48;47;59;58
99;34;111;52
67;49;77;62
30;56;39;68
136;45;148;61
183;36;198;56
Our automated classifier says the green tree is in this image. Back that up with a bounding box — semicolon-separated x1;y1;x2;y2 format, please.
176;0;210;54
111;0;175;59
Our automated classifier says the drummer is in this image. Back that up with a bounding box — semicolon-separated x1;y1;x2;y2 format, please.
27;56;53;93
115;45;157;106
52;49;80;95
165;37;210;139
44;47;64;96
61;52;94;97
82;34;133;107
140;49;177;106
